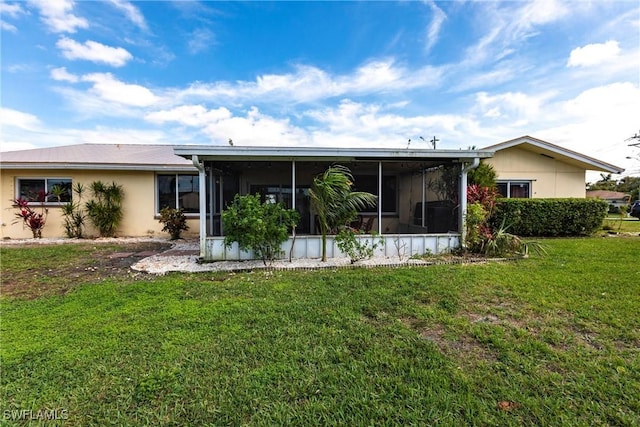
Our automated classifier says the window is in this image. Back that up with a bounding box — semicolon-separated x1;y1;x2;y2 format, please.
353;175;398;214
16;178;72;203
497;181;531;198
157;174;200;213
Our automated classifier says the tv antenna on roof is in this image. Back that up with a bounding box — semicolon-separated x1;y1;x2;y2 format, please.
430;136;439;149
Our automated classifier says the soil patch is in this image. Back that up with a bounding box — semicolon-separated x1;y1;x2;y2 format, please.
1;241;172;300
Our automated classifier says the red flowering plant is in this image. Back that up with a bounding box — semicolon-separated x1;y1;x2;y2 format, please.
13;191;48;238
465;184;498;254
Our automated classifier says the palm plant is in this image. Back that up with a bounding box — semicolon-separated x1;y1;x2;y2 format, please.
85;181;124;237
309;165;377;261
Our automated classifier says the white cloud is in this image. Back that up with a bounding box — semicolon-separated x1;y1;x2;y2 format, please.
518;0;569;26
474;91;555;125
29;0;88;33
50;67;79;82
145;105;231;126
56;37;133;67
81;73;159;107
0;2;24;32
0;107;42;130
106;0;147;30
178;60;442;104
424;1;446;53
188;28;215;54
567;40;621;68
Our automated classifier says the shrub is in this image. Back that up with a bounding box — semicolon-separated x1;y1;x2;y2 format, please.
13;197;47;238
85;181;124;237
159;207;189;240
490;198;608;236
335;228;384;264
222;194;299;265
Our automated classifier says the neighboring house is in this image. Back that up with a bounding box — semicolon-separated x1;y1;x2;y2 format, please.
1;136;624;261
586;190;631;212
482;136;624;198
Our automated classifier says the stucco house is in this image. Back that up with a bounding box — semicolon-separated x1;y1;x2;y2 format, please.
483;136;623;198
1;136;623;261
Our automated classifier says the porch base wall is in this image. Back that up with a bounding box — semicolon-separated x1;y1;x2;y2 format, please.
203;234;460;261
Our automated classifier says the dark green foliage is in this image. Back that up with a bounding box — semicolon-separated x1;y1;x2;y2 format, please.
158;207;189;240
61;183;86;238
490;198;608;236
85;181;124;237
222;194;299;265
467;161;497;189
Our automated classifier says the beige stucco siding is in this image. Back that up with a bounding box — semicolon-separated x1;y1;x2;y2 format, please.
484;147;586;198
1;169;199;239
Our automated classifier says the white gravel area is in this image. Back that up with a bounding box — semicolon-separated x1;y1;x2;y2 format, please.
131;252;433;275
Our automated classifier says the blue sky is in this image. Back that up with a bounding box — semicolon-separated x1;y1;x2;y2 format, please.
1;0;639;180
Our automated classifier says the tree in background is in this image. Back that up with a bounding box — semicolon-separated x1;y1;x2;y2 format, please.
468;161;497;189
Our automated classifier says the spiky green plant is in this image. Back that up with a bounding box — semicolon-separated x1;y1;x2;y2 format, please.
85;181;124;237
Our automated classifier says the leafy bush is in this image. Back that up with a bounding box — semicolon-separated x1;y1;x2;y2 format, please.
335;228;384;264
13;198;47;238
85;181;124;237
61;183;86;238
222;194;299;265
159;207;189;240
490;198;608;236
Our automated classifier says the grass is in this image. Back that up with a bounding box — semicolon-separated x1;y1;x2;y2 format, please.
1;237;639;425
602;216;640;234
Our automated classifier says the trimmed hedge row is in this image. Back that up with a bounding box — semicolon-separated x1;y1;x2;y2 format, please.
490;198;608;237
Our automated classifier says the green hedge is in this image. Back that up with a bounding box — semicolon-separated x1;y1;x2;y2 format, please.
490;198;608;237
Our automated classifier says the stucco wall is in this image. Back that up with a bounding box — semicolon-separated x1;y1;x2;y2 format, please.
484;147;587;198
1;169;199;239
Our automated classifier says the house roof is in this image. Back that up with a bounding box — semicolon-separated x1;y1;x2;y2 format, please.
586;190;630;201
0;144;196;171
483;135;624;174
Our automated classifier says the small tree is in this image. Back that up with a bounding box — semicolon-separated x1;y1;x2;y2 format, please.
86;181;124;237
222;194;299;265
309;165;377;261
468;161;497;189
159;207;189;240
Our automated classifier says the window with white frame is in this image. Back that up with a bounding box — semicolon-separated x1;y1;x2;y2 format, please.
497;181;531;198
16;178;72;203
157;174;200;213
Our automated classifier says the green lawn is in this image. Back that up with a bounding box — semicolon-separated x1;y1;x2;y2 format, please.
1;237;639;426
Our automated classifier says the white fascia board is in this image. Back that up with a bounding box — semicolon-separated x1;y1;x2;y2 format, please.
173;146;494;162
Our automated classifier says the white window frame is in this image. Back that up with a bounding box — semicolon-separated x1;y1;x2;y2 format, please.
15;177;73;205
497;180;532;198
156;173;200;215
